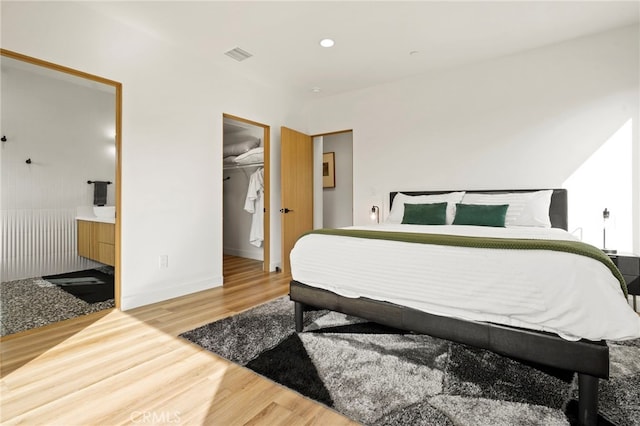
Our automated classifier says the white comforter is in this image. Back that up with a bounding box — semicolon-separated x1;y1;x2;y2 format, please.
290;224;640;341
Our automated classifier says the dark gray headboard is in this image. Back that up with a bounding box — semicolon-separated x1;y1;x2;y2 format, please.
389;189;568;231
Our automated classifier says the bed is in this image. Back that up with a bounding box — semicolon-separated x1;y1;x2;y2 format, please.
289;188;640;426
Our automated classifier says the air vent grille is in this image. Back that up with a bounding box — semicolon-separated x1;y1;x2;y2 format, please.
224;47;253;62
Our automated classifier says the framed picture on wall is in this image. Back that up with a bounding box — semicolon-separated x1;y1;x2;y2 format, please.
323;152;335;188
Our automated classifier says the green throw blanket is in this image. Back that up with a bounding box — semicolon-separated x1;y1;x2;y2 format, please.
303;228;628;297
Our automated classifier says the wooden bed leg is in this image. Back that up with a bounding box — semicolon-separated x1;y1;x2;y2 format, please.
294;301;304;332
578;373;599;426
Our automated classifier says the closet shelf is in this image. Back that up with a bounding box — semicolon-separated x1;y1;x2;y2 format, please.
223;162;263;170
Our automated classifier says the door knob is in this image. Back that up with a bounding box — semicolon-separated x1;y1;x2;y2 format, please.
280;208;293;213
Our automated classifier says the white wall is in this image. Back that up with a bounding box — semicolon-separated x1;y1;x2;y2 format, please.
304;25;640;252
1;61;115;280
312;136;324;229
1;2;305;308
564;119;634;251
322;132;353;228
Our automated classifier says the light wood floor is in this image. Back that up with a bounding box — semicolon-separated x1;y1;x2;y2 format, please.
1;256;359;425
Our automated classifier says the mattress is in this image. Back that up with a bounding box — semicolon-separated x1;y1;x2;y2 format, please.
290;224;640;341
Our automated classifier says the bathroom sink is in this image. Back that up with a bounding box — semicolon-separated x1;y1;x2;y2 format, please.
93;206;115;218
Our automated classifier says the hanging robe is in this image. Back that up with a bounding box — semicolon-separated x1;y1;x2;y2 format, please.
244;167;264;247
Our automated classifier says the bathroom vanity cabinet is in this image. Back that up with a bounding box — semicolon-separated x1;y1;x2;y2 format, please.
77;220;115;266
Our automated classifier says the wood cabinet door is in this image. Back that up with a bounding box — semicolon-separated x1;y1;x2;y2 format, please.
97;223;115;245
95;223;115;266
77;221;115;266
77;220;93;259
97;243;115;266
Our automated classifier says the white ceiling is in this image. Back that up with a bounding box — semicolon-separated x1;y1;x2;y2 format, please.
85;1;639;100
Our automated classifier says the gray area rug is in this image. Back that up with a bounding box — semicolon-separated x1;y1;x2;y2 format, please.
0;275;114;336
180;296;640;426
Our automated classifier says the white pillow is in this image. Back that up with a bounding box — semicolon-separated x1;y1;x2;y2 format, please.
223;137;260;157
460;190;553;228
234;146;264;164
387;191;465;224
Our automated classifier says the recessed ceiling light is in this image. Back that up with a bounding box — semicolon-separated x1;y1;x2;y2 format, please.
319;38;335;48
311;87;321;93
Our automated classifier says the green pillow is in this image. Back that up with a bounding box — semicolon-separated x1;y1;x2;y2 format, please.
401;202;447;225
453;203;509;227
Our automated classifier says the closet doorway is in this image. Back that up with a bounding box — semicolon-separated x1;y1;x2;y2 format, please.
222;114;270;277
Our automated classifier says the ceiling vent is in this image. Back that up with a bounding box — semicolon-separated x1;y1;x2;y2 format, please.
224;47;253;62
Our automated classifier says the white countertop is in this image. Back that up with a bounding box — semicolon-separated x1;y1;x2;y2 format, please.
76;216;116;224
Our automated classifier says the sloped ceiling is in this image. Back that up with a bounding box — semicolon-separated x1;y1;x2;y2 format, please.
85;1;639;100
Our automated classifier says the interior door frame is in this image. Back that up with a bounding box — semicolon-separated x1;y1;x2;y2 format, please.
311;129;353;229
311;129;353;138
279;127;352;273
0;48;123;308
222;113;270;273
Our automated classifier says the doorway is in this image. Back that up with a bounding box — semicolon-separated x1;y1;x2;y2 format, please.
280;128;353;274
0;49;122;336
313;131;354;229
222;114;270;278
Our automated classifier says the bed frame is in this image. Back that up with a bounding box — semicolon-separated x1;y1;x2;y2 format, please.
290;188;609;426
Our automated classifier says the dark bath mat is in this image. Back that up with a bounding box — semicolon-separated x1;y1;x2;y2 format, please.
43;268;114;304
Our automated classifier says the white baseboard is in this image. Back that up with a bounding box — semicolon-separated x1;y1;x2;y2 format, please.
269;261;282;272
121;275;223;310
223;247;263;261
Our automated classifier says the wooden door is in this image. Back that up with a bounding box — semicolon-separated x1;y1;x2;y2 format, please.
280;127;313;274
